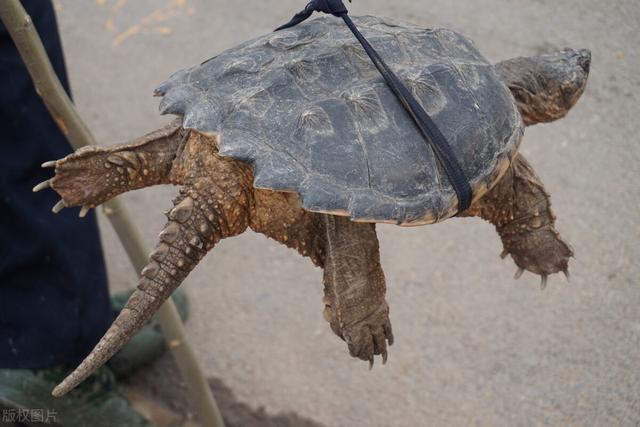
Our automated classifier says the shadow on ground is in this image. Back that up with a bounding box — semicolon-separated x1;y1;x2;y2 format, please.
126;354;324;427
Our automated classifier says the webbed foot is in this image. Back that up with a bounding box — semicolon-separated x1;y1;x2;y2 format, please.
325;302;393;367
506;221;573;287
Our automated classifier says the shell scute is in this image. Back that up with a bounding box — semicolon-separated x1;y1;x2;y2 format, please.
341;84;389;133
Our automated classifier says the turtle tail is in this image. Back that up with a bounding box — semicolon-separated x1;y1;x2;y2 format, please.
53;175;252;396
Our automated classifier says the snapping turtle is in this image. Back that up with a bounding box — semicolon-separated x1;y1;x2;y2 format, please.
37;16;590;396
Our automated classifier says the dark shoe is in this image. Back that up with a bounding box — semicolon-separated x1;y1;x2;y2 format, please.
107;289;189;378
0;366;152;427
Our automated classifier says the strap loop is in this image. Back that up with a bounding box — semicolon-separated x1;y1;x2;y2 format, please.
276;0;473;212
275;0;350;30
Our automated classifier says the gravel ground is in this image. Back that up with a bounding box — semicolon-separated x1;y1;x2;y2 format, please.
54;0;639;426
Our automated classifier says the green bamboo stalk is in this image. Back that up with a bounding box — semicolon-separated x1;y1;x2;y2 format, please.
0;2;224;426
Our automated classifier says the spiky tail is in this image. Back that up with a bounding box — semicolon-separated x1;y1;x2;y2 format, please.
53;170;251;396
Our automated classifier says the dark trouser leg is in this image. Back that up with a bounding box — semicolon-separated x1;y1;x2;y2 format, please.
0;0;111;369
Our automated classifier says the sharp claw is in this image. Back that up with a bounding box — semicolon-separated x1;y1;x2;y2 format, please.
52;200;66;213
32;180;51;192
500;249;509;259
540;274;548;290
384;324;394;346
79;206;90;218
41;161;57;168
562;269;570;282
514;267;525;280
368;357;374;370
382;350;388;365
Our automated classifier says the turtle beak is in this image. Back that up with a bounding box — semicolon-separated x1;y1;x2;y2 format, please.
559;48;591;110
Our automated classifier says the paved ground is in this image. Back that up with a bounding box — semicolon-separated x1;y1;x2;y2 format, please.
55;0;639;425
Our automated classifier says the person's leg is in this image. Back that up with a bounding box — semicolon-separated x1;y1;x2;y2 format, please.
0;2;163;425
0;0;112;370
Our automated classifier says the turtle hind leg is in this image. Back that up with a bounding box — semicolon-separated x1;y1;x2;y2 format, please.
38;120;185;215
464;154;573;288
250;192;393;366
320;215;393;367
53;133;253;397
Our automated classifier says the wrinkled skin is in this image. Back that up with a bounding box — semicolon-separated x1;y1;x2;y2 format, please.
461;153;574;288
495;48;591;125
38;49;590;397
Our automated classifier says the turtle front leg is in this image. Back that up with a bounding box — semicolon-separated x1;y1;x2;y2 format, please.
35;120;185;215
464;154;573;287
250;191;393;366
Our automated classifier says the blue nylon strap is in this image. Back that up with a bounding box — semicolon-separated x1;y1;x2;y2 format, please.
276;0;473;212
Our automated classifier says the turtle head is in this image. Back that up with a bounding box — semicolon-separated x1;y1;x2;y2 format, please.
496;48;591;125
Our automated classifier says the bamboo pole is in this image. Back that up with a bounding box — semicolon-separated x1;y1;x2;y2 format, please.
0;2;224;426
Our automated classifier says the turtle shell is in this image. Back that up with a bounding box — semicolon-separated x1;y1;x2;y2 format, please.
155;15;523;225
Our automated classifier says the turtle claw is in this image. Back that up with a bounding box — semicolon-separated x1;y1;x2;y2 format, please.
41;160;57;168
384;323;394;346
79;206;91;218
32;180;51;192
341;312;393;369
52;200;66;214
562;269;570;282
500;249;509;259
514;267;525;280
540;274;548;290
